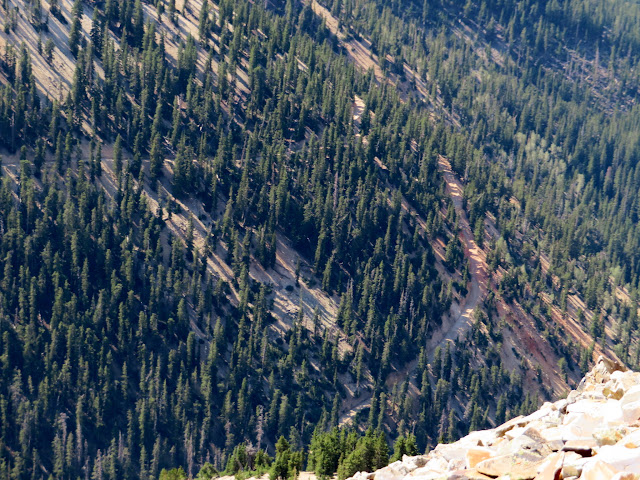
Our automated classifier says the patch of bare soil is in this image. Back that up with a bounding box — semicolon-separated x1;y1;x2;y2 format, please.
0;0;249;117
426;156;488;359
352;95;365;128
496;298;572;394
9;138;341;349
127;157;342;347
426;156;581;394
250;233;343;352
309;0;384;82
309;0;343;40
337;386;369;426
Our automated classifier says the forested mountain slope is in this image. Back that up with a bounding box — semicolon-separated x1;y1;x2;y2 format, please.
0;0;638;478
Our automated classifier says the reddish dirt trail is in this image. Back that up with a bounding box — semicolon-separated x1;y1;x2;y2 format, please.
428;157;489;358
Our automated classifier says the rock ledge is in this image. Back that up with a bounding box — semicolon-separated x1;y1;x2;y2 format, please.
348;357;640;480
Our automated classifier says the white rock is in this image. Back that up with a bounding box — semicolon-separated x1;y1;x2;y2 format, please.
611;474;638;480
565;399;597;415
403;475;445;480
410;458;448;477
349;472;370;480
458;428;497;447
610;371;626;381
560;451;589;477
604;403;627;425
621;400;640;423
608;372;640;400
400;456;427;471
621;385;640;404
590;445;640;473
464;447;493;469
446;457;466;471
616;428;640;448
567;390;580;402
519;404;554;424
430;444;469;465
539;426;577;442
373;469;403;480
374;461;411;480
579;459;621;480
382;460;409;477
561;413;605;438
504;426;527;440
347;359;640;480
553;398;569;413
566;398;621;420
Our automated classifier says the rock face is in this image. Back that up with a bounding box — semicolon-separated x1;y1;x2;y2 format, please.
348;357;640;480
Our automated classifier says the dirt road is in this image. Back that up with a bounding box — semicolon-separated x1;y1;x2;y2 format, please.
427;156;488;359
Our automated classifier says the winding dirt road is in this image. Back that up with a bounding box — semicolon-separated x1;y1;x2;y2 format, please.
427;156;488;359
308;0;492;363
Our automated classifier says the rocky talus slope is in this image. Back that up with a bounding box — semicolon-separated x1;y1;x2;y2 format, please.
348;358;640;480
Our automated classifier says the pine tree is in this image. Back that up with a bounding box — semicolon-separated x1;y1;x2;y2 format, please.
114;134;123;178
68;0;82;57
198;0;209;40
149;134;163;180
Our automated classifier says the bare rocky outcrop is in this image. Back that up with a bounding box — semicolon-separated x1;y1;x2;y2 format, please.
348;357;640;480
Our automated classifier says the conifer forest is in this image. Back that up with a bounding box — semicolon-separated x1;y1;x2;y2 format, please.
0;0;640;477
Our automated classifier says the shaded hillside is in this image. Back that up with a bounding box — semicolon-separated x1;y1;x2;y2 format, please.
0;0;638;478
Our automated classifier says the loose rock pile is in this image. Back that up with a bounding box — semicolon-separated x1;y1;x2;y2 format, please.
348;357;640;479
